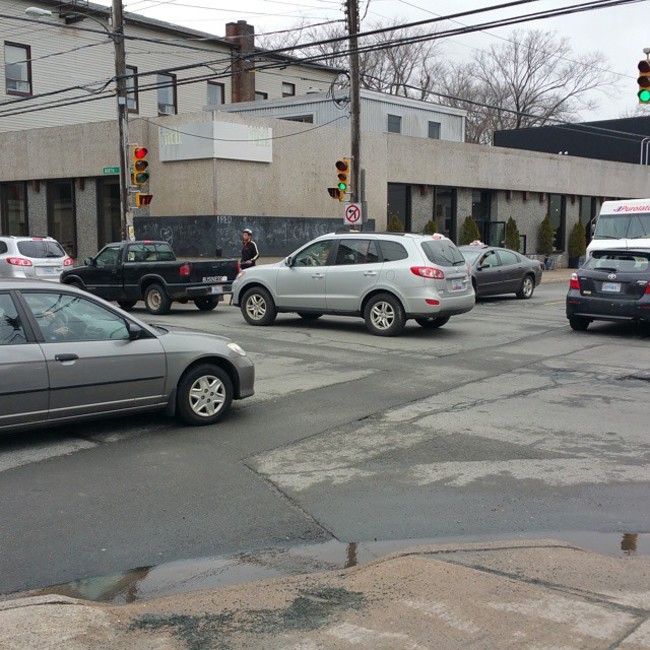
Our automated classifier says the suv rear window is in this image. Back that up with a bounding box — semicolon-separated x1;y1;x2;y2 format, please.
584;251;650;273
17;240;66;258
421;240;466;266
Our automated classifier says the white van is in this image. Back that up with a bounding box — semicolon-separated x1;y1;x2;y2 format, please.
587;198;650;257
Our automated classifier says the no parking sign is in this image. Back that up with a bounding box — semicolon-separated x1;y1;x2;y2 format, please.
344;203;362;225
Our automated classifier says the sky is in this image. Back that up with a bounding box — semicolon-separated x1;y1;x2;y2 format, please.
103;0;650;121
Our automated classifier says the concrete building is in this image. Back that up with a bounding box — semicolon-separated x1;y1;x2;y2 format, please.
1;2;650;265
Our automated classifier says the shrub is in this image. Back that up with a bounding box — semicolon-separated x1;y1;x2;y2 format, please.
505;217;520;251
422;219;438;234
568;219;586;258
387;214;404;232
537;214;554;256
459;215;481;245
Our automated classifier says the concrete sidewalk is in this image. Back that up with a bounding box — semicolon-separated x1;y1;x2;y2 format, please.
3;540;649;649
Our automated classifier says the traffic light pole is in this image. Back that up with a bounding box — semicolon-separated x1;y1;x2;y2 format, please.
112;0;131;240
347;0;361;208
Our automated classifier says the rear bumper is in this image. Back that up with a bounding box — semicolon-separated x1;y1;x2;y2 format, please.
174;283;233;299
566;292;650;322
404;291;475;318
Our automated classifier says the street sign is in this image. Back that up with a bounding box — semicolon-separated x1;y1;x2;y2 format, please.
103;166;119;175
344;202;362;225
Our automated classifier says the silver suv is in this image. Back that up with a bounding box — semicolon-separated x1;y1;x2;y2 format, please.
232;232;475;336
0;236;72;281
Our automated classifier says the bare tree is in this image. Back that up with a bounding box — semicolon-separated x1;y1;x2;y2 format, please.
259;20;445;100
436;30;619;144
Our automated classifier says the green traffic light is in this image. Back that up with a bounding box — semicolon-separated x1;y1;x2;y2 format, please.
639;89;650;103
338;182;347;191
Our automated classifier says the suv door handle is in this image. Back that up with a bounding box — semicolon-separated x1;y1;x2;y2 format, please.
363;271;378;276
312;273;325;279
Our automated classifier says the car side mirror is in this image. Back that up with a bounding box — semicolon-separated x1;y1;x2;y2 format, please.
127;322;143;340
84;257;95;266
591;222;596;236
284;256;294;267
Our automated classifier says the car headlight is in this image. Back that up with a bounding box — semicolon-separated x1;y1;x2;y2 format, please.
227;342;247;356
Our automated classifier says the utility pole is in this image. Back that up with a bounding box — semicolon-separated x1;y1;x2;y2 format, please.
346;0;361;207
112;0;131;240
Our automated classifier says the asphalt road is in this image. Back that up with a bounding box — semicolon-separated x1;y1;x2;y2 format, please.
1;282;649;596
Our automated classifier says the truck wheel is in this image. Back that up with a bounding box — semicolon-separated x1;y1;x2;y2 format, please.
176;363;233;425
415;316;450;329
194;297;219;311
241;287;277;326
118;300;137;311
144;284;171;315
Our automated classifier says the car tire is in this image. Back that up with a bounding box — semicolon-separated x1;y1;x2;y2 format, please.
569;317;590;331
194;297;219;311
118;300;137;311
144;284;171;315
415;316;450;329
364;293;406;337
176;364;233;425
241;287;277;326
516;274;535;299
298;312;322;321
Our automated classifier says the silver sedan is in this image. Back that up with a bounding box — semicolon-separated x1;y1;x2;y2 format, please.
0;279;254;433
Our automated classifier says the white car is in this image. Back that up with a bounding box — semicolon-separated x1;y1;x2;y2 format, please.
0;236;73;281
232;232;475;336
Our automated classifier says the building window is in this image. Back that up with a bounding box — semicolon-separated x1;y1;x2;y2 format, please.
280;115;314;123
387;114;402;134
255;91;268;101
428;121;441;139
96;178;120;248
472;189;491;241
282;82;295;97
47;180;76;258
548;193;566;251
207;81;224;107
126;65;138;113
0;182;28;235
5;42;32;96
157;73;177;115
434;186;456;240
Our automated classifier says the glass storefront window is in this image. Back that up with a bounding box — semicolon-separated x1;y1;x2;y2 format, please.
1;182;28;235
548;194;566;250
97;178;121;248
434;187;456;240
47;181;76;258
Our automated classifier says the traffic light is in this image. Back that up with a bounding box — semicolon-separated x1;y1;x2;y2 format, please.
327;187;342;199
638;59;650;104
335;158;350;201
131;146;149;186
135;193;153;207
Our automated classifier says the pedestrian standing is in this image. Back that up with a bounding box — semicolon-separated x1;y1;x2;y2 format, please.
240;228;259;268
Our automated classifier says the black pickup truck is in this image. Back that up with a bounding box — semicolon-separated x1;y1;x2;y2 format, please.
61;240;240;315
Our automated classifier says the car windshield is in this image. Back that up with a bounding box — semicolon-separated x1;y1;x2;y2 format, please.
420;240;466;266
593;213;650;240
459;249;482;265
17;240;66;258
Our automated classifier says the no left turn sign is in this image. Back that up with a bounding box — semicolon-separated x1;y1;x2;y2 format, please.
344;203;362;225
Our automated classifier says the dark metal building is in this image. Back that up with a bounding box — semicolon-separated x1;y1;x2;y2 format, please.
494;117;650;165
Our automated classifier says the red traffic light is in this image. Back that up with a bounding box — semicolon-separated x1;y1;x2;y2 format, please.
133;147;148;159
135;193;153;207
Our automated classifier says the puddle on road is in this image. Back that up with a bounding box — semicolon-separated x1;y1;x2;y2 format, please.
21;530;648;605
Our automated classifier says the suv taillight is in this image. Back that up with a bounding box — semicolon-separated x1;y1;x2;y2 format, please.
410;266;445;280
569;273;580;290
179;262;191;277
63;257;74;267
6;257;32;267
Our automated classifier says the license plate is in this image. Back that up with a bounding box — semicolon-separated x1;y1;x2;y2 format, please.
450;279;463;291
202;275;228;283
602;282;621;293
210;285;223;294
40;267;57;275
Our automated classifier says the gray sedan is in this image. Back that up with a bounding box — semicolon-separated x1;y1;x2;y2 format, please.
458;244;544;299
0;279;254;433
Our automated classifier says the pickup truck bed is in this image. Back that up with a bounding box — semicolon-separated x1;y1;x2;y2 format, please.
61;240;240;315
